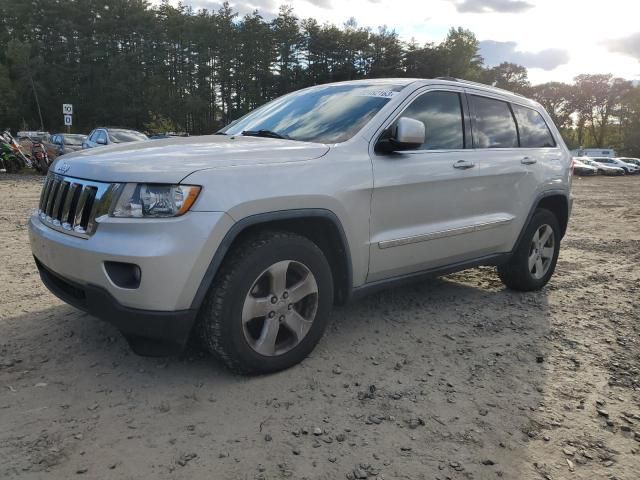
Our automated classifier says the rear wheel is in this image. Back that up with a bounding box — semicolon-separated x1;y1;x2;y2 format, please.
197;231;333;374
498;208;560;291
37;156;49;175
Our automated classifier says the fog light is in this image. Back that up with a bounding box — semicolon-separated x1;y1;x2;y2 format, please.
104;261;141;289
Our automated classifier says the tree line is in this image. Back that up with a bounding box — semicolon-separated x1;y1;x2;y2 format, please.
1;0;639;155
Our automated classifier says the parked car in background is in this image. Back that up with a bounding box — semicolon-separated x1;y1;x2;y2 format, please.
82;128;148;149
590;157;639;174
579;157;624;176
46;133;86;159
617;157;640;168
17;131;50;142
570;148;616;158
149;132;190;139
572;158;598;176
17;131;50;153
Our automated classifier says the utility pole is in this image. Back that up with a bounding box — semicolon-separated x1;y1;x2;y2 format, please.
29;73;44;131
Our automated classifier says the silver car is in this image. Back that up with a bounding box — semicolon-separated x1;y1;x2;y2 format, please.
82;127;148;149
29;78;573;373
590;157;639;174
617;157;640;169
572;158;598;176
577;157;624;176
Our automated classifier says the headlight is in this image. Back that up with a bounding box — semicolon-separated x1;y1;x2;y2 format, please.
111;184;201;218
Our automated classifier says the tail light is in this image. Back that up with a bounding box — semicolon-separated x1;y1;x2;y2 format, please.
570;157;576;176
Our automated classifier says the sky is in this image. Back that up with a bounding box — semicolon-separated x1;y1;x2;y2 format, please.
165;0;640;85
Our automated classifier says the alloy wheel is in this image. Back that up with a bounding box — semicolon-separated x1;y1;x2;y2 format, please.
241;260;319;356
528;224;555;280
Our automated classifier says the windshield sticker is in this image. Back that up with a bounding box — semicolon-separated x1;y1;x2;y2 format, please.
357;90;397;98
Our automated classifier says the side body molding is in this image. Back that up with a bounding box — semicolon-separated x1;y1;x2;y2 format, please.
352;189;571;301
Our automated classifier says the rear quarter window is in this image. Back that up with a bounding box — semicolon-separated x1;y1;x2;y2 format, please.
512;104;556;148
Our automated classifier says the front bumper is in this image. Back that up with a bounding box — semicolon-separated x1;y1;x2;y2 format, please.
29;209;235;351
29;210;233;310
35;258;196;352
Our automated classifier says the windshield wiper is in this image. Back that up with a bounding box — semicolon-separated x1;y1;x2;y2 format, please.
214;131;227;135
241;129;289;140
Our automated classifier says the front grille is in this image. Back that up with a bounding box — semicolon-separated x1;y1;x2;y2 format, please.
37;173;119;238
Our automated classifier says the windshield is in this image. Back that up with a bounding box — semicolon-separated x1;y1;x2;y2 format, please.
109;130;148;143
220;83;406;143
62;134;85;146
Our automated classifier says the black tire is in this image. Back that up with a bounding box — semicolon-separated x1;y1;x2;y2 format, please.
197;230;334;374
497;208;561;291
37;157;49;175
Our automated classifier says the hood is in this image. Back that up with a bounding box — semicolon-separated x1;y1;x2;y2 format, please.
50;135;330;183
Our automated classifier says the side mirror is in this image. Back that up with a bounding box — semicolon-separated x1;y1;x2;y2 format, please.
390;117;425;150
96;138;107;145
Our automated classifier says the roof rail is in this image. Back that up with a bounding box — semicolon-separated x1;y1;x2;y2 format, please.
434;76;527;98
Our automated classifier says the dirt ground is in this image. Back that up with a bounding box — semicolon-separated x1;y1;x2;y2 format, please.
1;173;639;480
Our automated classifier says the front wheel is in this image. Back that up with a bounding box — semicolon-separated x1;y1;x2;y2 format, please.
197;231;334;374
497;209;561;291
4;155;21;173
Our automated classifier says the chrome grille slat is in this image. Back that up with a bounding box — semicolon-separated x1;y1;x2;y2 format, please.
39;177;52;210
45;179;61;217
80;188;98;228
40;177;54;214
60;183;79;229
37;173;114;239
51;181;69;225
72;187;90;231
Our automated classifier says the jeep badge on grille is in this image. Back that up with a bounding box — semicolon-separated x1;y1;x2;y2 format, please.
56;161;71;174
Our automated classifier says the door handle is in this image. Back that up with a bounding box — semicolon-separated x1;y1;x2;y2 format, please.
453;160;476;169
521;157;537;165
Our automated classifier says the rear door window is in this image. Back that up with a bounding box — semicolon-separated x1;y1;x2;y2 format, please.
399;91;465;150
512;104;556;148
469;95;518;148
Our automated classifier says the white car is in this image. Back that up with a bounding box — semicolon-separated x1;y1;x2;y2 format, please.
617;157;640;169
578;157;624;176
572;158;598;176
590;157;639;174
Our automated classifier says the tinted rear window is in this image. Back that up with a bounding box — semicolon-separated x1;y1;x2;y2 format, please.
62;134;85;146
512;104;556;148
470;95;518;148
109;130;148;143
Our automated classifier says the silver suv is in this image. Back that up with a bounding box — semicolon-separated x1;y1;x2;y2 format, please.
29;78;572;373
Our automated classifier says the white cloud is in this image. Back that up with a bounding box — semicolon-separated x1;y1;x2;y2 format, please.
606;32;640;61
480;41;569;71
449;0;533;13
158;0;640;84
